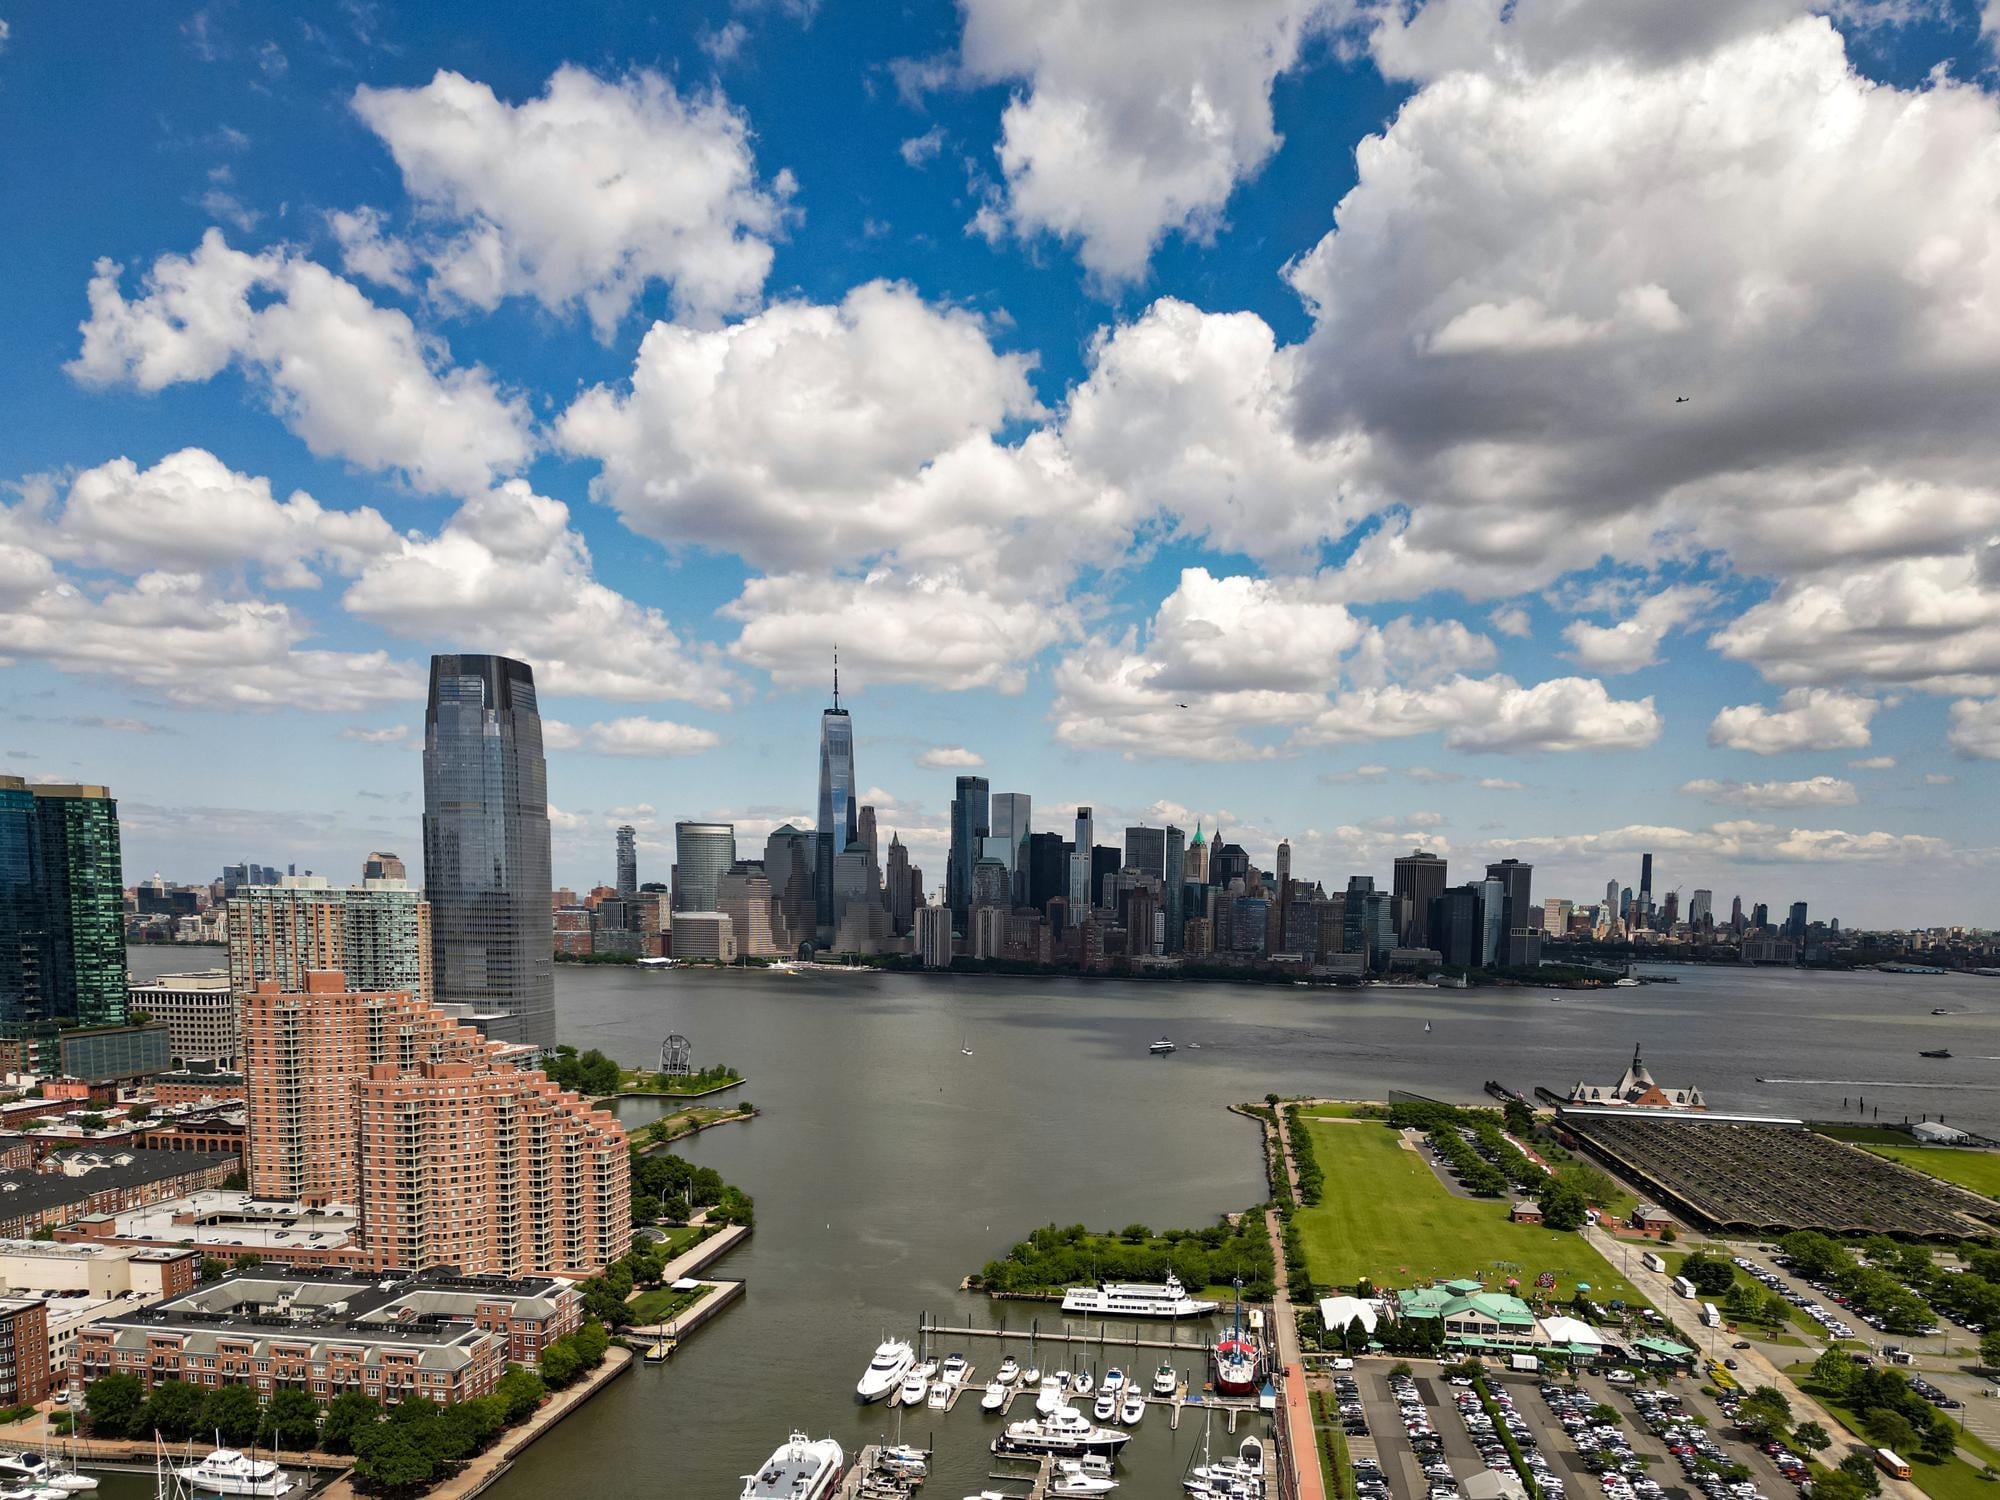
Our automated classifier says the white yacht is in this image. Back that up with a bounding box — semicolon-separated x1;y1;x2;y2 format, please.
994;1406;1131;1457
1092;1389;1117;1422
940;1352;969;1386
1035;1375;1067;1415
1120;1389;1146;1425
1102;1367;1124;1394
1062;1273;1219;1319
878;1445;928;1477
1052;1458;1120;1497
1149;1037;1176;1054
899;1370;929;1406
1185;1436;1266;1498
855;1338;916;1402
996;1355;1020;1384
913;1357;940;1381
0;1451;92;1493
171;1449;292;1498
1152;1361;1179;1397
926;1379;950;1410
740;1432;845;1500
981;1379;1009;1412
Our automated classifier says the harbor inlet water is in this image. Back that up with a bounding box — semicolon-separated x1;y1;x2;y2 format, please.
123;950;2000;1496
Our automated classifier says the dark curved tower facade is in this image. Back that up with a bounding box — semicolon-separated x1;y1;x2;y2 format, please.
423;654;554;1048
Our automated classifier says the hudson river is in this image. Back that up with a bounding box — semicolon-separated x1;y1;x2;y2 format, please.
124;951;2000;1497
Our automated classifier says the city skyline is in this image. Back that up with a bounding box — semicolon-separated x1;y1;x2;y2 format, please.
3;3;1998;928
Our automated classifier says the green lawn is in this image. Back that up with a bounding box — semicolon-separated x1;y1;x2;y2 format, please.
1293;1119;1645;1306
1865;1145;2000;1201
1788;1379;2000;1500
653;1224;709;1257
626;1285;707;1325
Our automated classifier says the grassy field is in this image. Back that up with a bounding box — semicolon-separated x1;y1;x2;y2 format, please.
1865;1144;2000;1200
1811;1124;1925;1145
1786;1377;2000;1500
626;1284;707;1325
1293;1119;1643;1305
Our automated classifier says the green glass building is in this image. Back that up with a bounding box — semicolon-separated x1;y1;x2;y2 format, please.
0;775;128;1028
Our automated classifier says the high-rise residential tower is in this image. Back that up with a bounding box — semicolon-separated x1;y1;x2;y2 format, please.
229;876;433;1002
615;825;638;898
673;822;736;914
422;654;553;1048
1274;839;1292;898
1394;849;1449;947
0;777;127;1028
815;657;857;932
948;777;991;920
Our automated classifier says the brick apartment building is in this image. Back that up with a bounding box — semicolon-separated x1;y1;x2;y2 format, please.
0;1299;50;1407
0;1150;237;1239
75;1268;579;1405
242;973;629;1277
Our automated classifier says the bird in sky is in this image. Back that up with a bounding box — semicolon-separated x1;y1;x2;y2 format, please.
1674;395;1690;403
1178;703;1189;709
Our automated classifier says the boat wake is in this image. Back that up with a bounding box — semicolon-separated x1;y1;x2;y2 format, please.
1756;1077;2000;1090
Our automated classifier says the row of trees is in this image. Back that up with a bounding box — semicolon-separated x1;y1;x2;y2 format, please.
1806;1346;1959;1464
1779;1232;1935;1335
542;1045;623;1097
971;1219;1276;1301
630;1148;754;1228
84;1374;316;1447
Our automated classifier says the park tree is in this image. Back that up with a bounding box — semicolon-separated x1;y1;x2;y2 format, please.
320;1391;382;1454
1779;1231;1848;1282
1811;1347;1860;1402
1793;1421;1831;1454
83;1372;144;1438
1539;1176;1589;1231
1865;1409;1918;1455
261;1388;321;1451
1678;1252;1737;1296
352;1420;435;1498
142;1379;206;1441
1737;1386;1793;1438
1979;1328;2000;1369
496;1367;546;1425
538;1338;582;1388
203;1383;262;1445
1836;1449;1883;1496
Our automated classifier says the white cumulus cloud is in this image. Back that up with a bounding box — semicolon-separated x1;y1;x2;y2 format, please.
1708;688;1879;754
1680;775;1860;809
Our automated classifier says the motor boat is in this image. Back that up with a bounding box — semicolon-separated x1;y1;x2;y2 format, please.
1121;1389;1146;1425
740;1433;845;1500
1052;1458;1120;1497
1150;1037;1176;1054
981;1379;1009;1412
879;1445;928;1477
1102;1366;1124;1394
996;1355;1020;1384
941;1352;969;1386
1186;1435;1267;1498
913;1357;940;1381
993;1406;1131;1457
1072;1366;1095;1397
855;1338;916;1402
1921;1048;1953;1059
899;1369;928;1406
0;1451;94;1494
1152;1361;1179;1397
171;1449;293;1498
927;1379;951;1410
1093;1389;1117;1422
1036;1376;1067;1415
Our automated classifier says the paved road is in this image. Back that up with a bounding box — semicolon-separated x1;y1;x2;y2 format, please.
1582;1225;1927;1500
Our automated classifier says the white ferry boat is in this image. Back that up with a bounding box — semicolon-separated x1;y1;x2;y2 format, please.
171;1449;292;1497
1062;1272;1219;1319
993;1406;1131;1458
740;1432;844;1500
855;1338;916;1402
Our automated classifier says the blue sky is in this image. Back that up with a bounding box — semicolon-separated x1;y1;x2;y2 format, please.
3;0;1999;926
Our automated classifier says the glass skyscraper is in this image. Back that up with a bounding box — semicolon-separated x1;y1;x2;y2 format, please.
422;654;554;1049
815;662;856;933
673;822;736;913
0;776;128;1028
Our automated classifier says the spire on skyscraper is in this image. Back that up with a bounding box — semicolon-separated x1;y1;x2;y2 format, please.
832;645;840;711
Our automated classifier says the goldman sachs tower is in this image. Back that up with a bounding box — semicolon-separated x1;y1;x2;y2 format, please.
422;653;555;1048
815;652;857;938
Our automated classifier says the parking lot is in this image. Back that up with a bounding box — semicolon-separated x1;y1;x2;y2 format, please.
1319;1362;1810;1500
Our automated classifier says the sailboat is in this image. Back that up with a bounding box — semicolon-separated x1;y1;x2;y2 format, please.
1423;1020;1433;1034
961;1035;974;1056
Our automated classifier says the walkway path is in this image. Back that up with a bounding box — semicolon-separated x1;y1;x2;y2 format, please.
1263;1101;1327;1500
1581;1224;1926;1500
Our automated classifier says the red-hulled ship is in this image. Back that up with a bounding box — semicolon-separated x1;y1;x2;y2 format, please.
1211;1277;1262;1397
